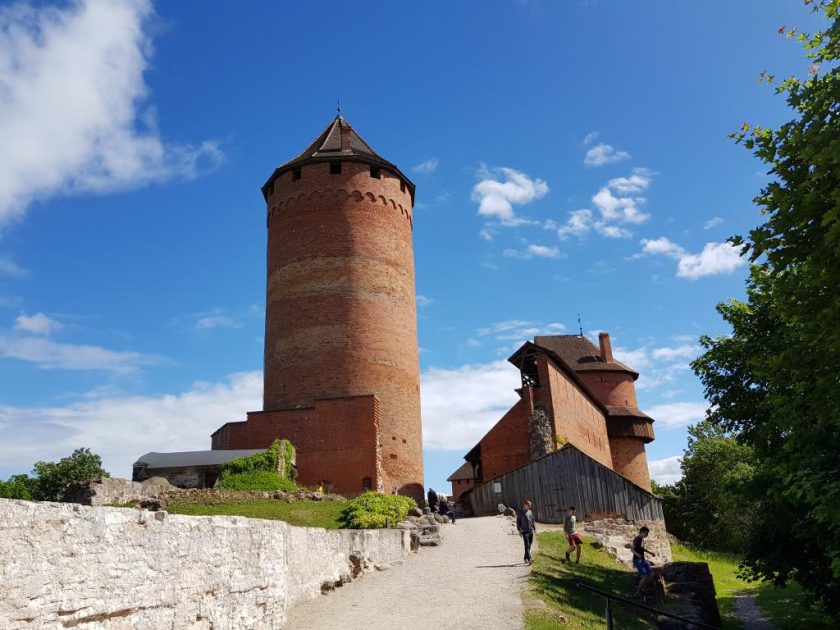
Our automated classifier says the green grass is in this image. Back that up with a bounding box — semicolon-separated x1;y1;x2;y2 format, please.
167;498;347;529
671;542;833;630
525;532;655;629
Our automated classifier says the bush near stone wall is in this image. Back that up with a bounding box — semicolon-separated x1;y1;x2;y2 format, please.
218;440;297;491
340;492;416;529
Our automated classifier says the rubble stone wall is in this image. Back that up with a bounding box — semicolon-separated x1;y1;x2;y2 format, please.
0;499;412;629
583;518;672;565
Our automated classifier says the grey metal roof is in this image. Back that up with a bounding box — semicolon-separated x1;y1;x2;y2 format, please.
133;449;264;469
261;114;416;201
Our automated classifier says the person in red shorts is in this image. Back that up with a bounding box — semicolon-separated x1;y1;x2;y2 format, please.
563;506;583;564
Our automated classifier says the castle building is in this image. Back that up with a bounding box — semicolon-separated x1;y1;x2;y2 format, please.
211;115;424;500
459;332;655;492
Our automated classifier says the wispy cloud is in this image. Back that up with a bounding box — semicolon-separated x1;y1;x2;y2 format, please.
636;237;746;280
503;243;561;259
0;0;224;229
13;312;62;335
646;401;708;428
703;216;724;230
0;334;163;373
478;319;566;343
649;455;683;485
554;168;652;240
584;140;631;167
0;258;27;278
472;166;548;227
421;361;520;450
411;158;438;175
416;294;434;308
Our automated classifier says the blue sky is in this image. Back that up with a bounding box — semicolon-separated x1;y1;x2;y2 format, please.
0;0;821;491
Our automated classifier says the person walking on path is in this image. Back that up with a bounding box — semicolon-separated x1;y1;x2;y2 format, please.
427;487;438;511
438;496;456;524
631;526;658;598
563;506;583;564
516;500;536;565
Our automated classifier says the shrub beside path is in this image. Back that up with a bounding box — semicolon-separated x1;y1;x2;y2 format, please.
285;515;529;629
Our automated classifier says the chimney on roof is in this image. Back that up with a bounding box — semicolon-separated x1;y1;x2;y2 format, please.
598;332;613;362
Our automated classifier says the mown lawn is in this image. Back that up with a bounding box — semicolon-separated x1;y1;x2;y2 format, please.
525;532;655;629
671;542;833;630
166;498;347;529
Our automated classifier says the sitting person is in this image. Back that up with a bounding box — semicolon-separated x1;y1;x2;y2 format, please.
438;497;456;523
632;526;658;597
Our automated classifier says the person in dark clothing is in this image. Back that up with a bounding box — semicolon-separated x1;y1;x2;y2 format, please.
632;526;658;597
438;497;456;524
516;500;536;565
427;488;438;511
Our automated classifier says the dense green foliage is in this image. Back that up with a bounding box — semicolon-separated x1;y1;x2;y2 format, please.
217;470;297;492
0;474;36;500
31;448;110;501
653;422;757;553
167;498;346;529
339;492;416;529
672;542;834;630
691;0;840;615
218;439;297;490
0;448;110;501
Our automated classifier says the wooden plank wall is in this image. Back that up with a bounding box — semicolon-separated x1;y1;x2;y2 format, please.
469;445;665;523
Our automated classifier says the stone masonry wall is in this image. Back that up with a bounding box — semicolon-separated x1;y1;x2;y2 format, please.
583;518;672;565
0;499;412;629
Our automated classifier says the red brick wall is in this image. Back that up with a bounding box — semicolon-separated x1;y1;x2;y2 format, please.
479;395;533;481
262;161;423;501
609;436;652;491
450;478;474;501
535;356;613;469
210;395;382;496
577;371;638;408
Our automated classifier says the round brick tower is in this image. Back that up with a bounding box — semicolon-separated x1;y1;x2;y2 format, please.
576;333;653;491
260;114;423;501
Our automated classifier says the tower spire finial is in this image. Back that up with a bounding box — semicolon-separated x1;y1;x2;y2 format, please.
336;99;342;119
577;313;583;337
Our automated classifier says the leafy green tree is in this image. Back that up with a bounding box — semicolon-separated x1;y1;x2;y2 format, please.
692;0;840;613
0;474;37;500
31;448;109;501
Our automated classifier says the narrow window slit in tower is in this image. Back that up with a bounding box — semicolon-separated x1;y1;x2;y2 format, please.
400;180;406;192
370;166;381;179
330;162;342;175
292;167;301;181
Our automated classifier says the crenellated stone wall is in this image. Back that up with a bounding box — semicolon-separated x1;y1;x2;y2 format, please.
0;499;412;629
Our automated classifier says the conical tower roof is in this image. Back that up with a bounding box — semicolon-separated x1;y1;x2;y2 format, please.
262;114;415;200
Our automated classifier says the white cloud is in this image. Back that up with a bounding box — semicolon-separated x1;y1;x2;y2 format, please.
651;344;699;362
504;243;561;259
638;237;746;280
0;334;162;372
677;242;745;280
13;312;62;335
582;131;599;146
411;158;438;175
0;0;224;228
478;319;565;342
0;371;262;476
0;258;26;277
646;401;708;428
472;166;548;226
704;216;724;230
556;168;652;240
195;315;240;330
479;229;495;241
416;294;434;308
649;455;682;485
421;361;520;450
584;143;631;167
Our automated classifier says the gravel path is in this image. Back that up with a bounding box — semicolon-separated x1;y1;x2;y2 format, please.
285;515;529;629
731;593;777;629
